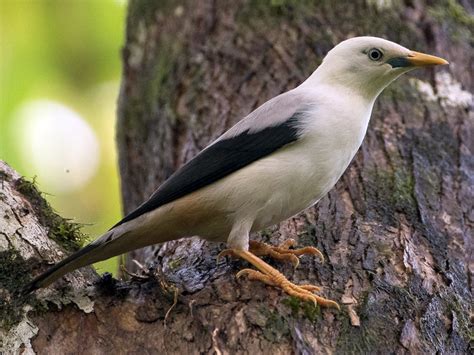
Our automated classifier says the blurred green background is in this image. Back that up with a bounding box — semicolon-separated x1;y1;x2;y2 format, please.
0;0;126;274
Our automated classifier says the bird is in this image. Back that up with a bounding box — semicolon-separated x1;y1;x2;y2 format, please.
24;36;448;308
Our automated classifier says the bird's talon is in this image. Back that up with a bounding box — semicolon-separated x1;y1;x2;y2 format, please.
278;239;296;249
290;255;300;268
295;246;324;263
236;268;252;279
327;300;341;310
313;296;340;310
217;249;236;262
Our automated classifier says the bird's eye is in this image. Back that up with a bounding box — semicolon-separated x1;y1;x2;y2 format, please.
368;48;383;61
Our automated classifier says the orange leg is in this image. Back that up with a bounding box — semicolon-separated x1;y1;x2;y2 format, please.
249;239;324;268
218;248;339;309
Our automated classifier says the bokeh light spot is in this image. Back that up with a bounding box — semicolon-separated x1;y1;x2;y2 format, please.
15;100;100;193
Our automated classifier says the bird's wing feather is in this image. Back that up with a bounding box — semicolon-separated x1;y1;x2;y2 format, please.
112;90;308;228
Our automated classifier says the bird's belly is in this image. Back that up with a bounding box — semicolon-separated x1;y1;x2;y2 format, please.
246;141;357;231
251;168;345;230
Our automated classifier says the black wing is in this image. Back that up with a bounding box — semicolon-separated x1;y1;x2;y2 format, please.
112;113;302;228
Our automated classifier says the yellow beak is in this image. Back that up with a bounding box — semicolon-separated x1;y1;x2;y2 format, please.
407;51;449;67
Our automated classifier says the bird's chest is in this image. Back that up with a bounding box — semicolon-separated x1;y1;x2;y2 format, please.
254;107;370;228
304;106;369;191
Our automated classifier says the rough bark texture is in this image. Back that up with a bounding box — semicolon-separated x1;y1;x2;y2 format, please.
0;0;472;354
116;0;473;353
0;161;97;353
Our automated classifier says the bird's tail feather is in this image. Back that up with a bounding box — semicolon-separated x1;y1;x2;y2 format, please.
23;230;118;294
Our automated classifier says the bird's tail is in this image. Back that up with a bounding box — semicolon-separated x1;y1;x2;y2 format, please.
23;229;120;294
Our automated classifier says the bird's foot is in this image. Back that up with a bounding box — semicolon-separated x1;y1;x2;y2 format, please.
218;249;339;309
248;239;324;268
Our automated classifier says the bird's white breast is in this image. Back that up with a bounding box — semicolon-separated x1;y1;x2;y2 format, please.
244;87;373;230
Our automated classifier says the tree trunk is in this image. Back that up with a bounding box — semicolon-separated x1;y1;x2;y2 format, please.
116;0;473;353
1;0;472;353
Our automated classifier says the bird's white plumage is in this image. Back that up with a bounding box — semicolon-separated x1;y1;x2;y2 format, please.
303;36;412;96
95;37;414;250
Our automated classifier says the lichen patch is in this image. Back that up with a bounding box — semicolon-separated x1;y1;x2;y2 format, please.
0;313;38;354
435;72;473;108
411;73;473;109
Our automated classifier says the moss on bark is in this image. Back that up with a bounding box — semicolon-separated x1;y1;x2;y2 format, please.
14;177;86;252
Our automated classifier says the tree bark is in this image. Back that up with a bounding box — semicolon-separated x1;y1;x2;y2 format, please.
116;0;473;353
1;0;472;354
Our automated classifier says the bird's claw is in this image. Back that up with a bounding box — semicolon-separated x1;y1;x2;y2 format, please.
240;268;338;309
249;239;324;268
224;249;339;310
217;249;237;263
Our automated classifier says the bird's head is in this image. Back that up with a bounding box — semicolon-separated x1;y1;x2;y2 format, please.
310;36;448;100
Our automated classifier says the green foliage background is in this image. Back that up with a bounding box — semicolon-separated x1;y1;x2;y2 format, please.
0;0;126;274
